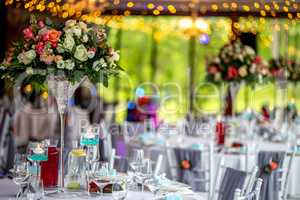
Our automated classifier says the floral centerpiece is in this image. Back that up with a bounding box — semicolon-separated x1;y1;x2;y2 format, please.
206;40;257;84
269;57;300;83
2;16;121;88
1;15;122;191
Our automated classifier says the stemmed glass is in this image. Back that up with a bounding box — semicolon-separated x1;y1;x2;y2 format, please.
129;149;144;174
128;149;144;190
27;141;48;182
12;153;29;199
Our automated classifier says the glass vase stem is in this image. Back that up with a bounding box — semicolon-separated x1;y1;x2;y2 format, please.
59;113;65;190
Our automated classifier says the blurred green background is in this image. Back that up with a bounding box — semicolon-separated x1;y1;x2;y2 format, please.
97;16;300;122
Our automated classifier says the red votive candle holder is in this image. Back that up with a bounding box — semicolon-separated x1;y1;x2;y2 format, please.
41;146;59;188
216;120;225;145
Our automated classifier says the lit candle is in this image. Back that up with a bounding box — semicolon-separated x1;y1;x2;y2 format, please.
33;144;45;154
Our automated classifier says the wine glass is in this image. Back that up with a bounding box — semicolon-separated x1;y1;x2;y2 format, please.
112;180;127;200
27;141;48;182
128;149;144;174
12;153;29;199
128;149;144;191
140;159;153;192
26;178;44;200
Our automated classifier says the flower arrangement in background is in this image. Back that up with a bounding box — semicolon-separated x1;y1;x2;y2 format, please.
286;60;300;83
268;57;287;81
206;40;259;84
250;56;270;84
2;16;121;88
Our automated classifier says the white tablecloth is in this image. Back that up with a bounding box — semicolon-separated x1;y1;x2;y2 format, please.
0;179;202;200
127;136;300;196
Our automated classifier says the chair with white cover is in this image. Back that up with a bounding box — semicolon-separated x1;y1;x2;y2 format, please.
166;141;214;199
234;178;263;200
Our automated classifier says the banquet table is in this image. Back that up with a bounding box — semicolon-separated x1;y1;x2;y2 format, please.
0;178;203;200
126;135;300;196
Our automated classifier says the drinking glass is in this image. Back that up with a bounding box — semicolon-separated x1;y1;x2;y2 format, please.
27;141;48;182
12;154;29;199
65;146;86;191
112;180;127;200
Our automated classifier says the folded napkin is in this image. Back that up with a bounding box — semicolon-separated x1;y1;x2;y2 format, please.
165;193;183;200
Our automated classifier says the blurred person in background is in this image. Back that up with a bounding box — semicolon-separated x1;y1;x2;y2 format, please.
13;84;58;150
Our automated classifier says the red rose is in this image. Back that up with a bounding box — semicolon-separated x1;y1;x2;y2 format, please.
254;56;262;64
23;26;34;41
51;42;58;49
227;66;239;80
208;66;219;75
35;42;45;55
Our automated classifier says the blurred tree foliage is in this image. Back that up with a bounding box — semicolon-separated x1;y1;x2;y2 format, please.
98;16;300;122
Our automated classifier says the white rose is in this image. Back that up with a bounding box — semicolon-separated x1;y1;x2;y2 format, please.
57;44;65;53
74;45;88;62
78;21;88;32
92;58;107;71
65;59;75;70
26;67;34;75
87;51;95;59
63;35;75;51
107;50;120;63
57;60;65;69
65;19;76;27
92;60;101;71
82;34;88;43
72;26;82;38
18;50;36;65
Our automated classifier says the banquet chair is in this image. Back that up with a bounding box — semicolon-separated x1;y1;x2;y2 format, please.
257;151;286;200
166;141;214;199
211;154;248;200
281;147;297;200
234;178;263;200
242;166;259;195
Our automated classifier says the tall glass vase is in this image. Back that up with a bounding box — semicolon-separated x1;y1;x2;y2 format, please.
47;75;86;191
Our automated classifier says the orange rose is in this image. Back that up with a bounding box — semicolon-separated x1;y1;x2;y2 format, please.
48;29;61;44
180;160;191;170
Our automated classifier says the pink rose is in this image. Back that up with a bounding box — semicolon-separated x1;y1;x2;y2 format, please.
89;47;96;52
40;53;54;65
23;26;34;41
35;42;45;55
38;20;45;28
42;33;49;42
208;66;219;75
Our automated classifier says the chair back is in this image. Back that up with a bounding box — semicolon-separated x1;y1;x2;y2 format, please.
243;166;259;195
166;141;214;196
234;178;263;200
281;146;297;200
217;167;247;200
257;151;285;200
